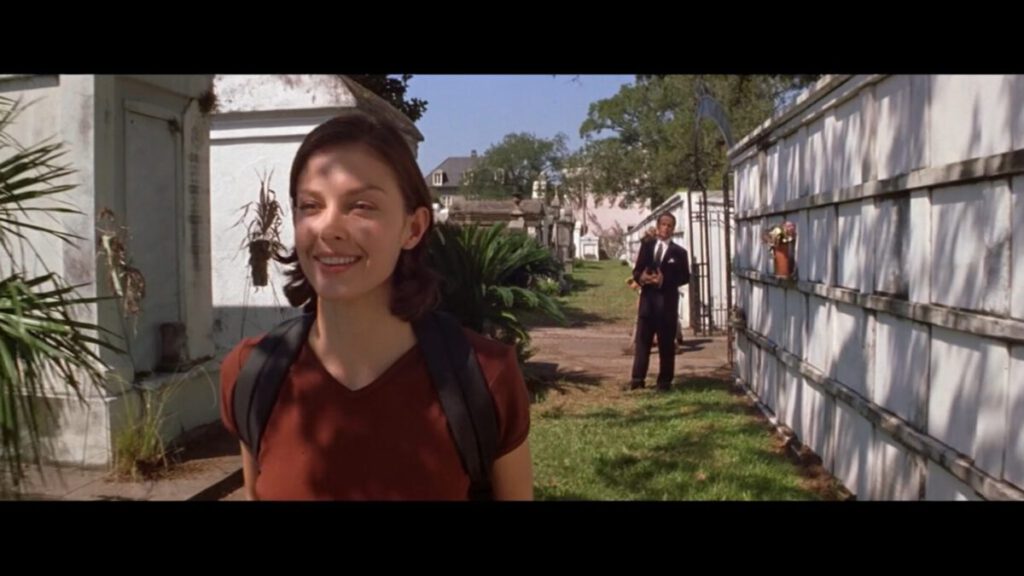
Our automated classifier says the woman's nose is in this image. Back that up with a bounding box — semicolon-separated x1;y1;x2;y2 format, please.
319;208;351;241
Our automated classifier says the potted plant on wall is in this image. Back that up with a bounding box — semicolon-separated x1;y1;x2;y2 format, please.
237;171;286;287
763;221;797;278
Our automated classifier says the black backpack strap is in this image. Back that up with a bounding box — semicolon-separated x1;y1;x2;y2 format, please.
435;311;500;500
232;313;314;469
413;311;499;500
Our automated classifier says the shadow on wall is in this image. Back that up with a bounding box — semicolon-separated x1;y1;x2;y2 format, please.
737;74;1021;499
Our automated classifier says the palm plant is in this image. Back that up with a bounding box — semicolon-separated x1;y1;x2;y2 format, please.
427;222;565;358
0;95;115;491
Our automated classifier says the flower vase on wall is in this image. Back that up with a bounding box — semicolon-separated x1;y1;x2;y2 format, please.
772;242;793;278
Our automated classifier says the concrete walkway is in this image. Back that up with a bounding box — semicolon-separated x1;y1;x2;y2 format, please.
5;422;242;501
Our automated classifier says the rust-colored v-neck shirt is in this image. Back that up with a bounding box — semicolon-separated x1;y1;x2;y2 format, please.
220;329;530;500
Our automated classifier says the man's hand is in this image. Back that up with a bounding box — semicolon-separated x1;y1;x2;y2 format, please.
639;269;663;287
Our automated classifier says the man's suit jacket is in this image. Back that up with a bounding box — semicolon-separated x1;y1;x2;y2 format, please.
632;239;690;320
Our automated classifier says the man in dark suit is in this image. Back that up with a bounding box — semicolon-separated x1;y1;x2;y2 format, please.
626;212;690;391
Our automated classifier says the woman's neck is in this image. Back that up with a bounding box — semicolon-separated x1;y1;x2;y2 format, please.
308;288;417;390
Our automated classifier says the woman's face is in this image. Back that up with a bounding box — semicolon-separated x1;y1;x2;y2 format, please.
293;143;428;307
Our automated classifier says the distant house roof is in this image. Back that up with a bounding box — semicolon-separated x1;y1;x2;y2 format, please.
426;155;479;191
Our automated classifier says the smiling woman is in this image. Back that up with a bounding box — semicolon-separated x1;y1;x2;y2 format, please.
291;145;426;309
218;111;534;501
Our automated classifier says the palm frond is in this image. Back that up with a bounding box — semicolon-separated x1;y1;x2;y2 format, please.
428;222;565;358
0;96;118;491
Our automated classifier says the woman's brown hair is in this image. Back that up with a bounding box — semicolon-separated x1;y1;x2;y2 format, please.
278;111;438;321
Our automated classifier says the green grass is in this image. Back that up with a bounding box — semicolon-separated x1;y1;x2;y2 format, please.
523;259;826;500
527;259;639;327
532;378;822;500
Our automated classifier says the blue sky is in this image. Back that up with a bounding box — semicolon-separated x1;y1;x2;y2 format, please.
406;75;636;175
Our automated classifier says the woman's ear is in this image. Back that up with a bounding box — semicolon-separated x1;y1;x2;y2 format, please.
402;206;431;250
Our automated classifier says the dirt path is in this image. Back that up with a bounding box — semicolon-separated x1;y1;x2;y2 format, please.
524;320;731;400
